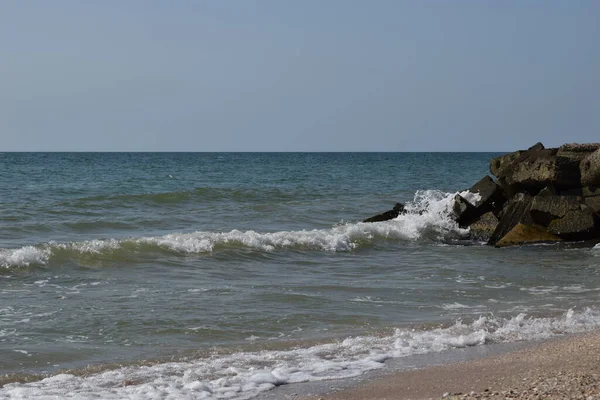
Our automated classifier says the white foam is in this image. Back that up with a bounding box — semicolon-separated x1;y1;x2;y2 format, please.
459;190;482;207
0;246;50;268
0;190;467;268
442;302;471;310
2;308;600;400
400;190;469;240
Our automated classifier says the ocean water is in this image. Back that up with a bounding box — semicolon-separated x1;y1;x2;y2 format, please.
1;152;600;399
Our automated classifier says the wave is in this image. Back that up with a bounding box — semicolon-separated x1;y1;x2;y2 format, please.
1;308;599;399
0;190;467;268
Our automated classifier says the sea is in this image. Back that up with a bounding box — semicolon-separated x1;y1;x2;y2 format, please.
1;152;599;399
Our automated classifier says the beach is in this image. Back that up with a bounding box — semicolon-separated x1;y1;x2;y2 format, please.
301;331;600;400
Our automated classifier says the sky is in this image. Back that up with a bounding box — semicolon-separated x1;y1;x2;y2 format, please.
1;1;598;151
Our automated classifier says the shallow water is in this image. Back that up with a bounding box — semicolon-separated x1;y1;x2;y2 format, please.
1;153;599;399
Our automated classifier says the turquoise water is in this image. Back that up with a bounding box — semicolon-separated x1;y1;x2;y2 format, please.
1;153;600;399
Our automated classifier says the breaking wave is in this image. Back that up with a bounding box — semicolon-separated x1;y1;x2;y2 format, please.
1;190;468;268
1;308;599;399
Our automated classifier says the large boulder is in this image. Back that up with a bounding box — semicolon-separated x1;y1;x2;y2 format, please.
584;197;600;215
580;149;600;187
488;193;534;246
490;150;526;178
501;150;581;194
529;195;583;226
558;142;600;157
488;141;544;179
490;142;584;196
495;223;562;247
469;212;499;241
363;203;405;223
547;205;598;240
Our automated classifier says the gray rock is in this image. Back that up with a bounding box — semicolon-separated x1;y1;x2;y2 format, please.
584;197;600;215
488;193;534;246
582;186;600;197
557;143;600;161
363;203;405;223
580;149;600;187
528;142;545;152
530;195;583;226
547;206;598;240
495;223;562;247
501;151;581;194
559;143;600;153
469;212;499;241
490;150;525;178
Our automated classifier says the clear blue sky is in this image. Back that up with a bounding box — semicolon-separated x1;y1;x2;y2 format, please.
1;1;598;151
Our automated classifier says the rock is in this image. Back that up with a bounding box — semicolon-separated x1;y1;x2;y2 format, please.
453;177;504;228
580;149;600;187
495;223;562;247
452;194;480;227
490;142;586;195
467;175;504;209
529;195;583;226
582;186;600;197
469;212;499;241
557;143;600;161
363;203;405;223
502;150;581;194
584;197;600;214
559;143;600;153
488;193;534;246
490;150;525;178
528;141;545;152
547;205;598;240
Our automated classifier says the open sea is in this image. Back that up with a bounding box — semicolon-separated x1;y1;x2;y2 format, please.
1;152;600;399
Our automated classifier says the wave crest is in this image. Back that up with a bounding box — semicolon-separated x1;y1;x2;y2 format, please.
1;190;467;268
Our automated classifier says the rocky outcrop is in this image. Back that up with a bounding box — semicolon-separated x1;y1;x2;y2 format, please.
363;203;406;223
459;142;600;247
361;142;600;247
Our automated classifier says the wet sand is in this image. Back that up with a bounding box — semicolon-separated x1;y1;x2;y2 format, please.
300;332;600;400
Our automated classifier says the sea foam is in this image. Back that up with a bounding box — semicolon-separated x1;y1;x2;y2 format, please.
1;308;599;399
0;190;467;268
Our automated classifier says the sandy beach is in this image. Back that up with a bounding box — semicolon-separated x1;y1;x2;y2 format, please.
302;332;600;400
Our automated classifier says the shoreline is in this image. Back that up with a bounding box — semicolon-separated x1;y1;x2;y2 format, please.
288;331;600;400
